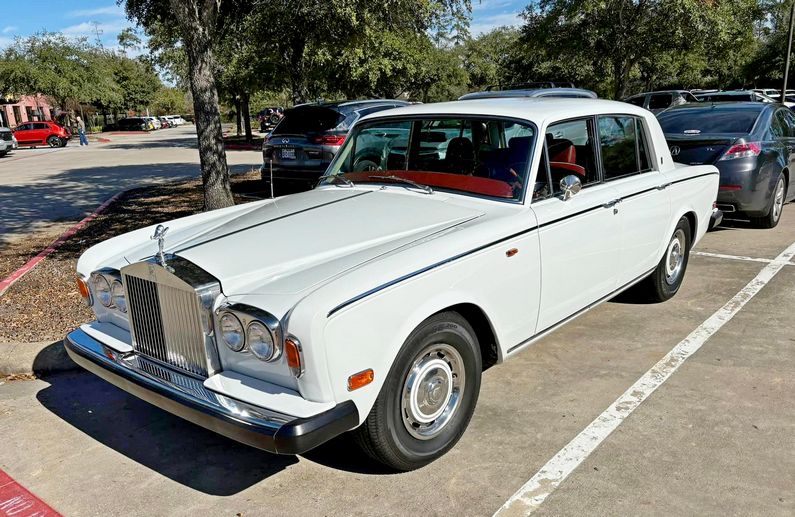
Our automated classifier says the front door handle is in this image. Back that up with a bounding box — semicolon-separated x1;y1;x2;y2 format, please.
602;198;621;208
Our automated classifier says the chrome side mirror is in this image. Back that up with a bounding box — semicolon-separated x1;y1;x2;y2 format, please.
560;175;582;200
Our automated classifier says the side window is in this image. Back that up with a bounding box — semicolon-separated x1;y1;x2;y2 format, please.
771;111;787;138
541;118;599;196
648;94;673;110
597;115;652;180
684;92;699;103
35;123;49;130
626;96;646;107
782;109;795;137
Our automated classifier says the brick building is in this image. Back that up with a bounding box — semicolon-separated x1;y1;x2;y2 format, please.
0;95;56;128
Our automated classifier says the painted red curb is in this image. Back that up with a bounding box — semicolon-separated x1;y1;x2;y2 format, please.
0;469;62;516
0;191;123;297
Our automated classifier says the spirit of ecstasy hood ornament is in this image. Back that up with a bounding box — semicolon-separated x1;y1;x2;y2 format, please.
151;224;170;269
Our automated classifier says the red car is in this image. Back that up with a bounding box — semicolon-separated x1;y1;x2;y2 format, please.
13;121;71;148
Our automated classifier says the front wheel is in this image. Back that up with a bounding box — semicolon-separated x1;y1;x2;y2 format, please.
47;135;60;147
642;216;692;302
354;312;482;471
750;173;785;229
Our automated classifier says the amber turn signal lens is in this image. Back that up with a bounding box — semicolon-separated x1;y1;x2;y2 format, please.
76;277;92;305
285;337;302;372
347;369;374;391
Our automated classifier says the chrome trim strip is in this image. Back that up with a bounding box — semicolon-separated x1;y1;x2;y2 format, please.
327;226;538;317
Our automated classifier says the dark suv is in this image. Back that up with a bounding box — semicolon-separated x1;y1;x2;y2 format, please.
261;100;410;187
623;90;700;113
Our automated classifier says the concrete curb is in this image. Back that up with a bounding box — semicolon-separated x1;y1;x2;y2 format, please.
0;340;78;376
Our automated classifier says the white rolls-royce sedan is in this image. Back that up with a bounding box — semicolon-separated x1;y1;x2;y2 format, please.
66;99;719;470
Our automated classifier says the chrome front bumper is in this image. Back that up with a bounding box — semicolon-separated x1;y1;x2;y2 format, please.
64;328;358;455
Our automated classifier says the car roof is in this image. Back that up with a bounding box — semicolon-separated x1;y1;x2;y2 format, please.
626;90;692;99
295;99;411;110
659;102;770;114
458;88;597;100
359;98;650;126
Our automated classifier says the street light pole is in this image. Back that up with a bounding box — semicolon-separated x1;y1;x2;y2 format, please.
782;1;795;100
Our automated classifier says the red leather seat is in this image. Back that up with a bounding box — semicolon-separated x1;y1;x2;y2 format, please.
548;141;586;178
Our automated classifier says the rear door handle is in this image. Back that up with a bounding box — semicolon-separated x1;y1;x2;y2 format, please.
657;182;672;190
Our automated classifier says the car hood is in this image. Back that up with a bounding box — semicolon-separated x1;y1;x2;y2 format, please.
125;188;483;296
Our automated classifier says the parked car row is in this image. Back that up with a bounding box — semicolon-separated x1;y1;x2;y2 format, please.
257;87;792;230
114;115;188;131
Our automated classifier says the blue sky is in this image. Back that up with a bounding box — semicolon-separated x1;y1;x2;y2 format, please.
0;0;527;49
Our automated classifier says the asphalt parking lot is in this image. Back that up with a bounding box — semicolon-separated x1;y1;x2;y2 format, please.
0;126;260;245
1;206;794;516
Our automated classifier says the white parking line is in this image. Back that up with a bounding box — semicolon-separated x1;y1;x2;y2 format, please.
495;240;795;516
691;251;775;263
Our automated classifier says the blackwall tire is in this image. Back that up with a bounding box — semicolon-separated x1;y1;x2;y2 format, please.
750;173;785;229
354;311;482;471
642;216;692;302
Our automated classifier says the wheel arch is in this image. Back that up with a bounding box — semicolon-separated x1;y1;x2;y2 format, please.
432;302;500;370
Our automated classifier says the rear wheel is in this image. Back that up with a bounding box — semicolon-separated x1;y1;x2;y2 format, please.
354;312;481;471
642;216;692;302
47;135;60;148
750;173;785;229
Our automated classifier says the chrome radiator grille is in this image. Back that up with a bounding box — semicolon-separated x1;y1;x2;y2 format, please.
122;259;221;378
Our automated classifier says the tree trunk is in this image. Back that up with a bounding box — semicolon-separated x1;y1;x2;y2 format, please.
172;0;234;211
289;36;308;104
241;92;252;143
234;96;242;136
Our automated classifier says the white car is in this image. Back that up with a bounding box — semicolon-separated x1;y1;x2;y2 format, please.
65;99;718;470
0;127;17;156
166;115;186;126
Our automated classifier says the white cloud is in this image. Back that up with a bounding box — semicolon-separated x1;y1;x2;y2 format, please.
2;26;18;34
0;36;15;49
67;5;126;18
61;20;131;38
470;12;523;36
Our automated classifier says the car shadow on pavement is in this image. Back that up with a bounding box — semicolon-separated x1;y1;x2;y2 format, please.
35;371;297;495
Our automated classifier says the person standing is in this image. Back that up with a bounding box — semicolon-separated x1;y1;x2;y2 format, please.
77;115;89;146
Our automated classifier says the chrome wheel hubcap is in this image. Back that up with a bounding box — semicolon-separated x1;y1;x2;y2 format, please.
665;229;686;285
773;178;785;222
401;343;464;440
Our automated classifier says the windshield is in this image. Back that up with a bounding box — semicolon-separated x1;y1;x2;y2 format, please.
658;109;760;135
322;117;536;201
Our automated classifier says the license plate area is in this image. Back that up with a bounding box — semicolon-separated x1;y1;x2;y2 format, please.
280;148;296;160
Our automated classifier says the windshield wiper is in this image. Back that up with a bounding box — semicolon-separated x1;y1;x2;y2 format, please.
316;174;354;187
368;175;433;194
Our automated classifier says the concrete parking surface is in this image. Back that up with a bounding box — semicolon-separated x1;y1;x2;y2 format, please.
1;206;793;516
0;126;260;244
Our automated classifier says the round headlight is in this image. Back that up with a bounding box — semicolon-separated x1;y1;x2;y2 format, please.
111;280;126;313
220;313;245;351
247;321;279;361
92;274;112;307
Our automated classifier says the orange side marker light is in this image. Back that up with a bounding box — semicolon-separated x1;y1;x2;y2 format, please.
348;369;374;391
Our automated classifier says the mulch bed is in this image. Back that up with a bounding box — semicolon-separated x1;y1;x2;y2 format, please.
0;170;268;343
